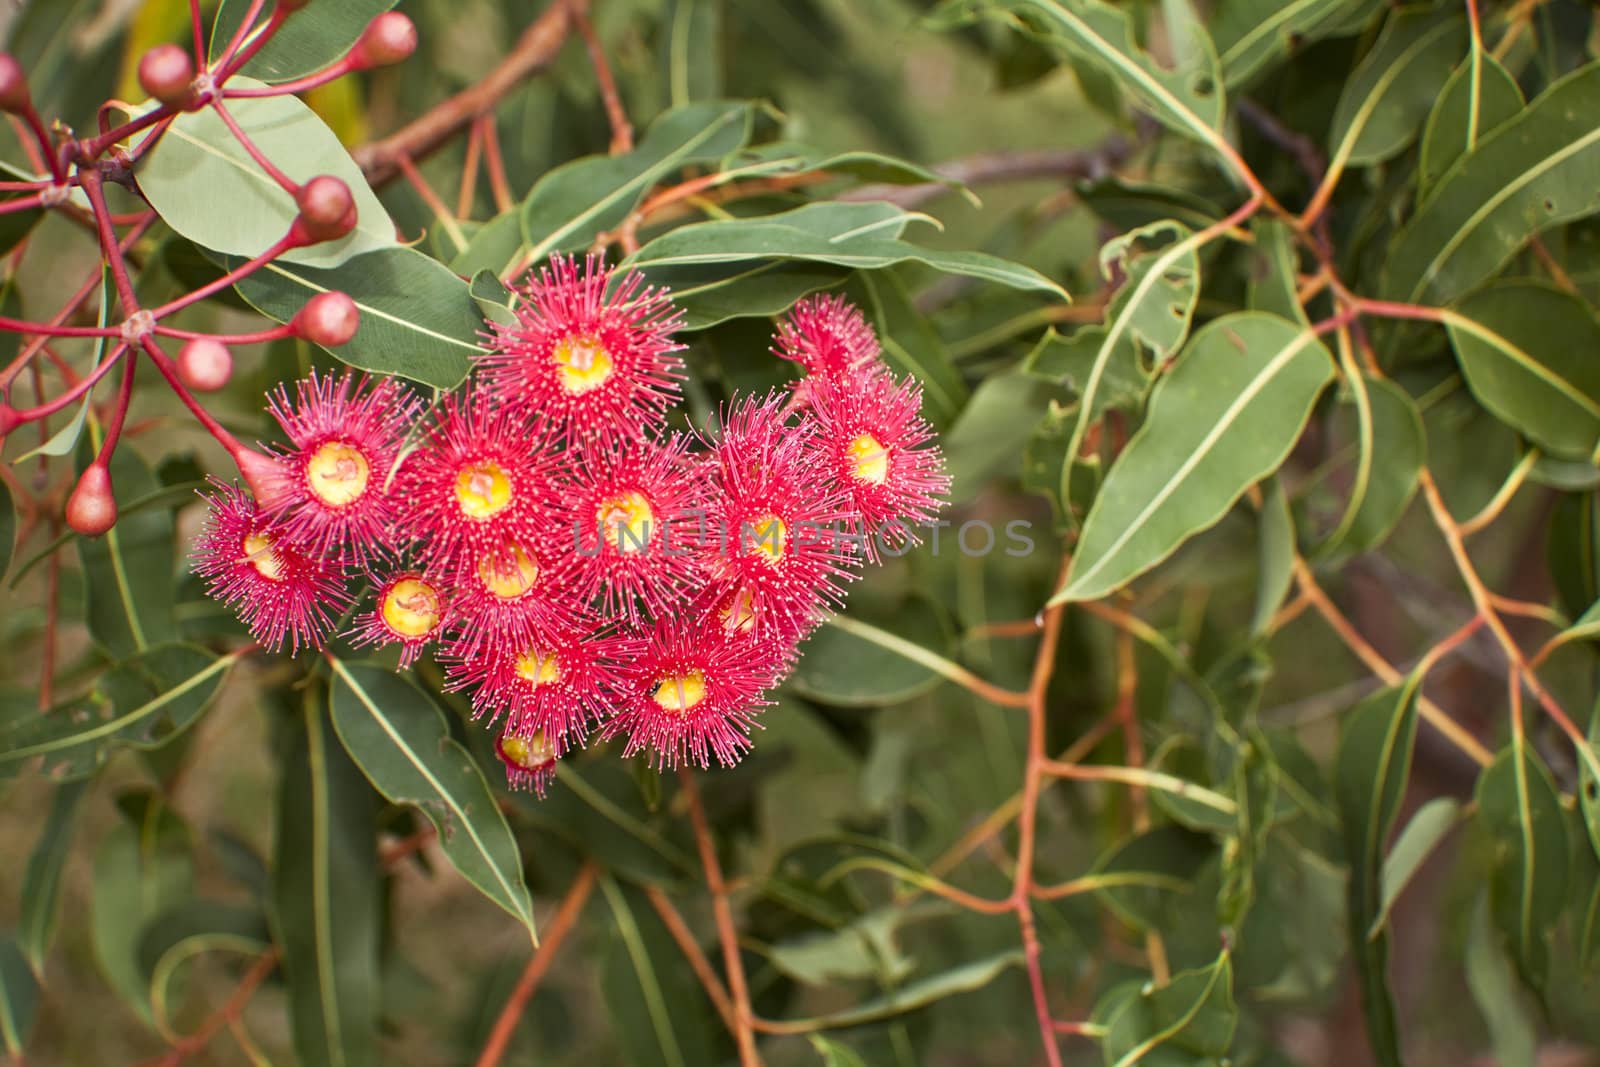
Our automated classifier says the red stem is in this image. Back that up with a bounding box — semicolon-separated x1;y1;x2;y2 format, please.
139;336;249;458
223;59;356;98
217;3;283;78
79;106;177;160
189;0;207;65
209;97;300;193
155;323;294;345
0;316;120;339
19;103;64;182
7;344;129;423
96;345;137;464
152;231;300;318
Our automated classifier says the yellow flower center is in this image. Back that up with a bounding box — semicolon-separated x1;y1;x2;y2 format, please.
598;491;655;553
719;587;758;634
501;730;556;770
477;542;540;600
454;461;512;519
380;578;441;639
242;531;283;581
846;432;889;486
652;670;708;713
552;334;614;395
305;440;371;508
747;514;787;563
515;648;561;686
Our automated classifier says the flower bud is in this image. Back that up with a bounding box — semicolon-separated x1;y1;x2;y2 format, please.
233;447;287;510
293;175;356;243
138;44;195;108
0;55;31;114
352;13;417;68
293;291;359;347
177;338;233;392
66;463;117;537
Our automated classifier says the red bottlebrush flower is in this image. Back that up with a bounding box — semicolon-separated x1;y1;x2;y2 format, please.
602;618;785;769
347;570;446;668
703;392;860;638
390;390;558;577
192;482;350;654
262;371;421;564
772;294;881;378
560;433;709;623
494;727;561;796
449;621;635;748
480;254;685;444
806;366;950;560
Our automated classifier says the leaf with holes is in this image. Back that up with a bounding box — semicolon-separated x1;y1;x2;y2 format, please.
0;644;237;780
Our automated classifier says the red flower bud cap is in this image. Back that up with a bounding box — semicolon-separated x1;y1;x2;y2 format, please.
138;44;195;108
0;55;31;114
67;464;117;537
294;291;360;347
353;13;418;68
294;176;357;244
177;338;233;392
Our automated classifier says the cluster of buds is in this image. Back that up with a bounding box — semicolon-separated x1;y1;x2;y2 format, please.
194;257;950;793
0;3;415;542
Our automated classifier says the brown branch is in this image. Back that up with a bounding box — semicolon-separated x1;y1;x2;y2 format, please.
355;0;589;187
574;10;633;155
133;950;279;1067
644;886;739;1034
475;863;598;1067
680;769;763;1066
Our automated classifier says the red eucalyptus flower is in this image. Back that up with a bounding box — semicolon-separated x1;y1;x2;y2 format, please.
347;569;446;668
390;390;558;577
495;727;562;796
192;482;350;654
772;293;881;379
559;433;708;623
806;365;949;560
480;254;685;444
602;616;786;769
703;392;860;638
262;371;420;564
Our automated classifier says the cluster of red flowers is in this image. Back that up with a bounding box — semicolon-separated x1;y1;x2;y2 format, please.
194;256;949;794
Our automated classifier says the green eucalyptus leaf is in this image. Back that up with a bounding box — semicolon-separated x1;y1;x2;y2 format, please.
1476;744;1569;996
661;262;849;333
520;101;755;268
0;644;237;780
18;780;88;968
1315;377;1427;556
1582;704;1600;865
138;78;396;267
273;698;381;1067
796;603;967;708
513;762;697;886
1250;477;1295;638
10;268;112;465
1098;952;1238;1064
1327;8;1467;169
137;900;270;1034
1373;796;1461;934
0;473;14;581
930;0;1227;146
1382;62;1600;306
628;200;1068;300
1055;313;1334;604
1465;894;1538;1067
210;0;398;82
228;246;479;389
849;270;970;430
1445;282;1600;461
0;937;37;1057
1418;52;1525;196
1335;679;1422;1067
808;1036;870;1067
1211;0;1378;87
90;791;194;1022
663;0;723;106
328;658;536;937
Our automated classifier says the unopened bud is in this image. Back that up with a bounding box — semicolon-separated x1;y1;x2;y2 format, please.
352;13;417;68
293;175;356;243
177;338;233;392
139;44;195;108
0;55;30;114
293;291;359;347
233;448;287;510
67;463;117;537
